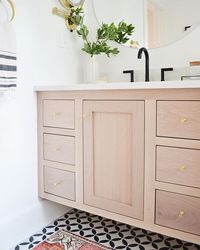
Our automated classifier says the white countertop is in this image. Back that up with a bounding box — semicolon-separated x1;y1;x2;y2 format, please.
34;80;200;91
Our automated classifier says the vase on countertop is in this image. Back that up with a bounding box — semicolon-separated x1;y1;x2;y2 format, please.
84;56;99;83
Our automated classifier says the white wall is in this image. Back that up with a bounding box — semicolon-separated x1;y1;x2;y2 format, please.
0;0;81;249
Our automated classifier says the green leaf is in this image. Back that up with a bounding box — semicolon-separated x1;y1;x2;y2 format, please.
82;42;93;55
72;7;135;57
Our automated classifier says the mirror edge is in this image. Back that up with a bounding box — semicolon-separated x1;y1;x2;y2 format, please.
92;0;200;50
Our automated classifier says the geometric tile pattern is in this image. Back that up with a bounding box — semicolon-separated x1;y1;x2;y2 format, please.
14;209;200;250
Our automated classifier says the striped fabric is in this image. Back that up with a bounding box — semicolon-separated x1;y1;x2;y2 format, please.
0;22;17;89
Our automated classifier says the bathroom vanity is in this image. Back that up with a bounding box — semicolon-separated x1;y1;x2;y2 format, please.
36;81;200;245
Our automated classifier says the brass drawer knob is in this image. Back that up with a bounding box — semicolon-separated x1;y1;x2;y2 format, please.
179;165;186;172
83;113;92;118
180;117;188;124
53;181;62;186
53;111;61;116
178;210;185;218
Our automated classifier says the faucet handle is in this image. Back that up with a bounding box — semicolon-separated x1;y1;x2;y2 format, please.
123;70;134;82
161;68;173;81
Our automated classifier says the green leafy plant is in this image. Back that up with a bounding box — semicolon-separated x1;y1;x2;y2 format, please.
71;7;135;57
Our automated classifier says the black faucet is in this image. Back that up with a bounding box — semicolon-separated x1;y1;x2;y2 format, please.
137;47;149;82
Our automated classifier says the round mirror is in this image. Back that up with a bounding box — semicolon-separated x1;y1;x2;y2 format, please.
68;0;84;6
0;0;15;22
93;0;200;49
59;0;85;8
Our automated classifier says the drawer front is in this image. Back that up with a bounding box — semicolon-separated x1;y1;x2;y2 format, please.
156;146;200;188
44;166;75;200
44;134;75;165
157;101;200;140
155;190;200;235
43;100;75;129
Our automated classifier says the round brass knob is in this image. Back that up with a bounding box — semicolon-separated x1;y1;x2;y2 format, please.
180;117;188;124
53;181;62;186
53;112;61;116
178;211;185;218
83;113;92;118
179;165;186;172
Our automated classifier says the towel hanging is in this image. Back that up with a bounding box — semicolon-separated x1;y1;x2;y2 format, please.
0;0;17;90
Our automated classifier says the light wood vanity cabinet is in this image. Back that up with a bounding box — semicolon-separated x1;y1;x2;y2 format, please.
37;88;200;245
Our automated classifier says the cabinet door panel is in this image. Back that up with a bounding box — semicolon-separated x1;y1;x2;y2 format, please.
83;101;144;220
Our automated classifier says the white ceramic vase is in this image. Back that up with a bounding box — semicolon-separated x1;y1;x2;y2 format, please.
84;56;99;83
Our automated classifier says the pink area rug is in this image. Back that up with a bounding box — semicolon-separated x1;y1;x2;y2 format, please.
32;230;111;250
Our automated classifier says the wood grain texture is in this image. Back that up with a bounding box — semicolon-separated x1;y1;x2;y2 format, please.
43;133;75;165
44;166;75;201
74;98;84;204
83;100;144;220
144;100;157;225
37;92;44;198
156;146;200;188
156;137;200;150
156;190;200;236
155;181;200;198
43;99;75;129
157;101;200;140
93;112;132;205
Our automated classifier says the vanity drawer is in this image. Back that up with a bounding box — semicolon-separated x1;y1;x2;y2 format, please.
44;134;75;165
157;101;200;140
43;100;75;129
155;190;200;235
44;166;75;200
156;146;200;188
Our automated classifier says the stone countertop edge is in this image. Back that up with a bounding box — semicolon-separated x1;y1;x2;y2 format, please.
34;80;200;91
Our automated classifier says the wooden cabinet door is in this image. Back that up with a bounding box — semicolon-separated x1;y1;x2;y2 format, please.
83;101;144;220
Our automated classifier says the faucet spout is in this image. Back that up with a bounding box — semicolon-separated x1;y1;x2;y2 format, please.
137;47;149;82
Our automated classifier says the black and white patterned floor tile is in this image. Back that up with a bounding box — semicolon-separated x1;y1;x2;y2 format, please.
14;209;200;250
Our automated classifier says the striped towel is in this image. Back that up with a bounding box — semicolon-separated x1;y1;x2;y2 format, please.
0;22;17;89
